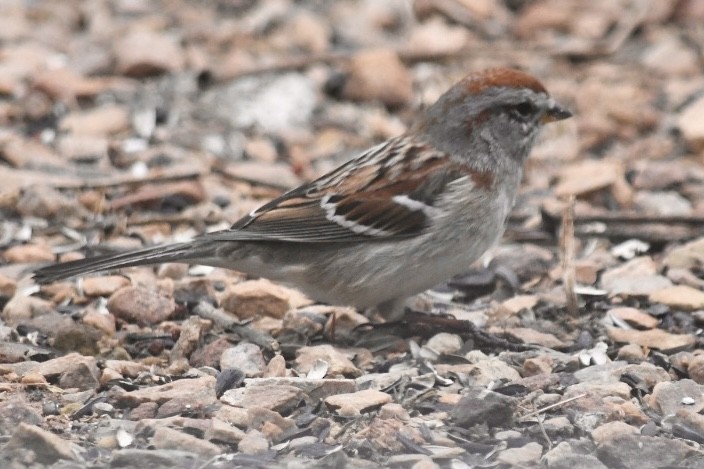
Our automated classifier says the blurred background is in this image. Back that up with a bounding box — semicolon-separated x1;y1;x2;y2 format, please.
0;0;702;260
2;2;704;466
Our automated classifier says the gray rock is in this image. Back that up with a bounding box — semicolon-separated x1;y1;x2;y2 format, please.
496;442;543;466
238;429;269;454
1;423;79;465
648;379;704;417
597;434;699;469
634;190;692;216
205;73;316;133
573;361;628;384
451;387;516;428
0;400;42;436
151;426;221;457
110;449;203;468
221;384;305;414
543;441;606;469
220;343;267;378
244;377;357;402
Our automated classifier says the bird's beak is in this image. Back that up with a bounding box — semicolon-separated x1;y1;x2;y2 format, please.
542;101;572;124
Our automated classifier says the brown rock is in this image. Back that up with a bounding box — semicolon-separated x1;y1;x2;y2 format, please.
664;237;704;270
634;191;692;216
221;162;301;191
342;48;412;107
244;137;278;163
190;337;233;368
2;243;54;263
295;344;361;377
0;274;17;298
554;160;624;198
608;307;659;329
156;396;205;418
104;360;148;378
151;426;220;457
591;421;639;445
128;401;158;420
114;30;185;77
57;135;109;162
82;276;130;297
353;418;427;454
21;372;47;386
82;310;116;335
500;295;539;315
99;368;122;386
646;379;704;416
425;332;463;356
617;363;671;388
109;181;206;210
107;286;176;326
678;95;704;151
285;12;331;53
523;355;554;376
616;344;646;363
407;17;468;57
213;405;249;428
607;328;695;352
60;104;130;136
263;354;287;378
58;359;101;390
649;285;704;310
0;137;64;169
245;377;356;403
437;356;521;386
497;442;543;467
2;423;79;464
247;406;296;433
53;322;102;356
575;260;600;284
205;418;246;444
642;35;699;76
221;279;310;320
237;429;269;454
118;376;216;408
564;382;632;401
324;389;392;416
379;402;410;421
600;257;672;297
28;353;100;391
687;355;704;384
220;384;304;414
632;160;692;191
33;67;118;101
2;295;51;321
17;186;78;219
489;327;566;349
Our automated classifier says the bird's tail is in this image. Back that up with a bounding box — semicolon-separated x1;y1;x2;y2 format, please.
33;241;213;284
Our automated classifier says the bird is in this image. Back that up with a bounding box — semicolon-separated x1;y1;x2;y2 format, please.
34;67;571;321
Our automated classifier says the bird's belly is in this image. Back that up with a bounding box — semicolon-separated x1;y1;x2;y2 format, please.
296;222;504;308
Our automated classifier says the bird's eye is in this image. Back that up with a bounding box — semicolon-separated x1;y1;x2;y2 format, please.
513;102;536;118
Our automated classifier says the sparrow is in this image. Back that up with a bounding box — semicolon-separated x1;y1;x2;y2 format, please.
34;68;571;321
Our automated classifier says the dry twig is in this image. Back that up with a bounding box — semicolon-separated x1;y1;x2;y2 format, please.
560;196;578;316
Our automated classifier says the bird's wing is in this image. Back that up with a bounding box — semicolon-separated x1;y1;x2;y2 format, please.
205;137;492;243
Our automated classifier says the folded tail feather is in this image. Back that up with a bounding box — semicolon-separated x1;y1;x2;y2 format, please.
33;241;213;284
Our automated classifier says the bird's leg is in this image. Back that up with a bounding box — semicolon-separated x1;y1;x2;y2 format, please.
375;298;409;322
